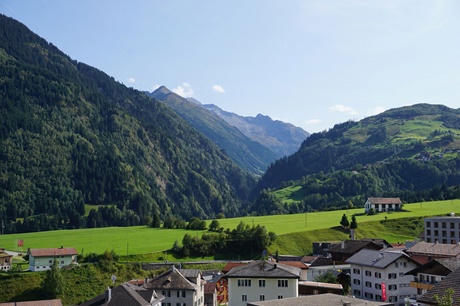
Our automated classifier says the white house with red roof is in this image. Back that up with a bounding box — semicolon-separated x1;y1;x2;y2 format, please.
28;247;78;271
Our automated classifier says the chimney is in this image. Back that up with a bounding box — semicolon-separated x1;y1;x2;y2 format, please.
105;287;111;303
350;229;355;240
341;241;345;249
274;263;277;269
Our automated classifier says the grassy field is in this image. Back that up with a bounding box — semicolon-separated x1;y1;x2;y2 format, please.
1;199;459;256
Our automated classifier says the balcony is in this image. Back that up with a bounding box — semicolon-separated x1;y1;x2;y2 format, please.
410;281;434;290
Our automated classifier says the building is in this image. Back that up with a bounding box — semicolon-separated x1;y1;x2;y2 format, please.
417;266;460;306
364;198;402;213
28;247;78;272
143;266;205;306
405;242;460;264
424;213;460;244
0;299;63;306
0;248;13;272
225;260;301;306
246;293;393;306
202;270;226;305
405;257;460;299
346;249;419;305
298;281;343;295
203;282;217;306
327;239;385;262
80;284;164;306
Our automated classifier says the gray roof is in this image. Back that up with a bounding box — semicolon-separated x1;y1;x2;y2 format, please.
225;260;300;279
80;284;163;306
247;293;393;306
406;242;460;256
367;197;402;204
144;266;198;290
345;249;412;269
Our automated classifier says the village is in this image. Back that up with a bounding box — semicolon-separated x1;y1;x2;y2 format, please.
1;198;460;306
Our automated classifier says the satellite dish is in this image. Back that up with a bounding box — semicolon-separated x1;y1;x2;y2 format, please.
111;275;117;284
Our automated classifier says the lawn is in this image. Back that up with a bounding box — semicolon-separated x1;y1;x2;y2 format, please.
1;199;459;255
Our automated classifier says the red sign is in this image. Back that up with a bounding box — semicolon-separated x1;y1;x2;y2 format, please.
381;282;386;301
18;239;24;247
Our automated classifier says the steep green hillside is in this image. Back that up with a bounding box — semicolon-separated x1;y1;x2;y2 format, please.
148;86;277;175
251;104;460;214
0;14;256;233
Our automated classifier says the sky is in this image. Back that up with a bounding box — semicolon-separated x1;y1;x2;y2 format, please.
1;0;460;133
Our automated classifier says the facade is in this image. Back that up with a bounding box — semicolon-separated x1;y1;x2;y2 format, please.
81;284;164;306
364;198;402;213
203;282;217;306
0;248;13;272
405;258;460;299
346;249;419;305
225;260;300;306
144;266;205;306
424;214;460;244
417;266;460;306
28;247;78;272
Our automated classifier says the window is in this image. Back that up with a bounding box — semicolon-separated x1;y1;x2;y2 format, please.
278;280;288;287
375;283;381;290
162;303;171;306
353;279;360;285
365;281;372;288
353;290;361;297
451;222;456;229
364;292;374;299
237;279;251;287
277;295;283;299
376;295;382;301
427;229;431;235
388;273;397;279
389;284;397;291
353;268;361;274
49;260;52;264
434;222;438;227
177;291;186;298
365;270;371;276
242;295;247;302
375;272;381;278
399;272;404;277
389;296;397;302
162;291;171;297
395;262;399;268
176;304;186;306
426;221;431;228
259;295;265;301
61;261;64;264
259;279;265;287
402;262;407;267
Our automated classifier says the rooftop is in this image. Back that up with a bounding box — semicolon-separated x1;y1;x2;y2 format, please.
225;260;301;279
246;293;393;306
29;247;78;257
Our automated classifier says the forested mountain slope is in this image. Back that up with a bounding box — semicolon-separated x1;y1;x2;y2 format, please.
203;103;310;158
0;14;256;232
148;87;277;175
251;104;460;214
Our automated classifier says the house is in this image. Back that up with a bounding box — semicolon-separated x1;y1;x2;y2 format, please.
246;293;393;306
204;282;217;306
0;248;13;272
424;213;460;244
225;260;301;306
28;247;78;271
80;284;164;306
404;257;460;299
143;266;205;306
0;299;63;306
327;239;385;262
405;241;460;264
346;249;420;305
202;270;226;305
364;198;402;213
277;261;308;281
417;266;460;306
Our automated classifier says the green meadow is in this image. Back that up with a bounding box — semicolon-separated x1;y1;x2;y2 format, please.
1;199;459;256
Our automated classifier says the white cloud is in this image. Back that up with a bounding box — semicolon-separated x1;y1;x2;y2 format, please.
127;77;136;84
368;106;386;116
328;104;359;115
306;119;322;124
173;82;194;97
212;85;226;93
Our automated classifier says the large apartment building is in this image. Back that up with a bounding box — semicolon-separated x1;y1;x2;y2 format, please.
425;214;460;244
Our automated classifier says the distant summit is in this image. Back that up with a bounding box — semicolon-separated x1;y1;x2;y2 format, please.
203;104;310;157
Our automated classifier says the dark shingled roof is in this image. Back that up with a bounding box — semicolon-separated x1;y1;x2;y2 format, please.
328;240;383;255
417;266;460;306
80;284;163;306
144;266;197;290
406;258;460;276
346;249;417;269
225;260;301;279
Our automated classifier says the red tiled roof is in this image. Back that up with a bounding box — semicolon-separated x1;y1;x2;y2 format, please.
29;248;78;257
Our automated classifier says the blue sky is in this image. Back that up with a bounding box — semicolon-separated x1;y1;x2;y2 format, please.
2;0;460;133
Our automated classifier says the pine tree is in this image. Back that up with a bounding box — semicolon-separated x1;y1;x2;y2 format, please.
42;259;65;298
350;215;358;230
340;214;350;228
